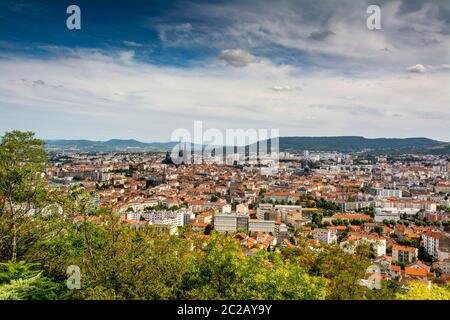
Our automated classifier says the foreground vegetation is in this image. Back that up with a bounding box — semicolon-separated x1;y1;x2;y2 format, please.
1;131;450;300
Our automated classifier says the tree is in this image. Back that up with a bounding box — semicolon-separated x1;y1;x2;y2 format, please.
312;245;371;299
312;212;323;225
396;281;450;300
365;280;403;300
0;261;65;300
374;226;383;235
418;245;433;263
0;131;57;262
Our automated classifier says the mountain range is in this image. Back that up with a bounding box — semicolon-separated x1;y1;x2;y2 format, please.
45;136;450;154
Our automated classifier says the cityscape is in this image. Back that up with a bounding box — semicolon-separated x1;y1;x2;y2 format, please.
0;0;450;306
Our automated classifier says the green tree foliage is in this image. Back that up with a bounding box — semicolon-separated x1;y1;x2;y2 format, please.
315;198;337;211
396;281;450;300
281;245;371;300
312;212;323;225
418;245;433;263
0;261;65;300
0;131;65;262
373;226;383;235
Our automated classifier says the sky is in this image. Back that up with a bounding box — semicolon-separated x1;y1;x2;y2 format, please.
0;0;449;142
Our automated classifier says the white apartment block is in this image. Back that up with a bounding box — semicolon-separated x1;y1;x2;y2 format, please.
313;228;337;244
145;210;188;227
213;214;237;232
248;219;275;233
375;188;402;198
423;231;442;258
379;199;437;212
213;213;249;232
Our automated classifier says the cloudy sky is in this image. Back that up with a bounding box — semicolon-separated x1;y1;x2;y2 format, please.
0;0;449;142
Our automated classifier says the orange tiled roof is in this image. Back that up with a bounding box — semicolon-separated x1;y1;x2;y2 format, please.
404;267;428;277
392;245;417;253
332;214;371;220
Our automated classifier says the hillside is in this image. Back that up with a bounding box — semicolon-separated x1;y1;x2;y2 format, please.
45;136;449;154
275;136;445;153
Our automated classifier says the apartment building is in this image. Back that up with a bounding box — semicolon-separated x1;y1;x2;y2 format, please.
213;213;249;232
335;201;373;212
145;210;187;227
213;212;276;233
313;228;337;244
442;259;450;275
375;188;402;198
423;231;443;259
392;245;418;264
248;219;275;233
340;232;387;257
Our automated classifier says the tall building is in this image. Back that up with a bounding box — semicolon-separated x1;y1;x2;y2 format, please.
213;212;275;233
213;213;246;232
392;245;418;263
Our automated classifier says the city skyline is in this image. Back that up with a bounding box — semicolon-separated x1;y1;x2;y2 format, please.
1;0;449;141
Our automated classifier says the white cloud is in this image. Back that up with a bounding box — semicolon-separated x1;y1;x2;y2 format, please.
123;41;144;47
407;64;426;73
150;0;450;75
118;50;135;65
270;85;299;92
407;63;450;73
427;64;450;72
0;48;449;141
217;49;259;67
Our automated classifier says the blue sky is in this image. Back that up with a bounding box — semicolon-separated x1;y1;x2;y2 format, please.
0;0;449;141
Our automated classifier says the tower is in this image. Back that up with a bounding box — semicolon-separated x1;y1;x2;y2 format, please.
226;180;232;204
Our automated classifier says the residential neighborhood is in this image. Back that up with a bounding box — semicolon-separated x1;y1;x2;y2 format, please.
45;148;450;288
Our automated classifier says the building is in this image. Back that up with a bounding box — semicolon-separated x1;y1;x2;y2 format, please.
374;209;401;223
145;210;187;227
331;213;371;221
435;181;450;194
222;204;232;213
313;228;337;244
248;219;275;233
437;236;450;260
442;259;450;275
336;201;373;211
275;222;289;240
423;231;444;259
192;222;208;233
213;213;249;232
256;205;276;221
375;188;402;198
363;222;377;233
340;232;386;257
380;199;437;212
285;210;302;227
236;203;249;214
392;245;418;264
213;212;276;234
